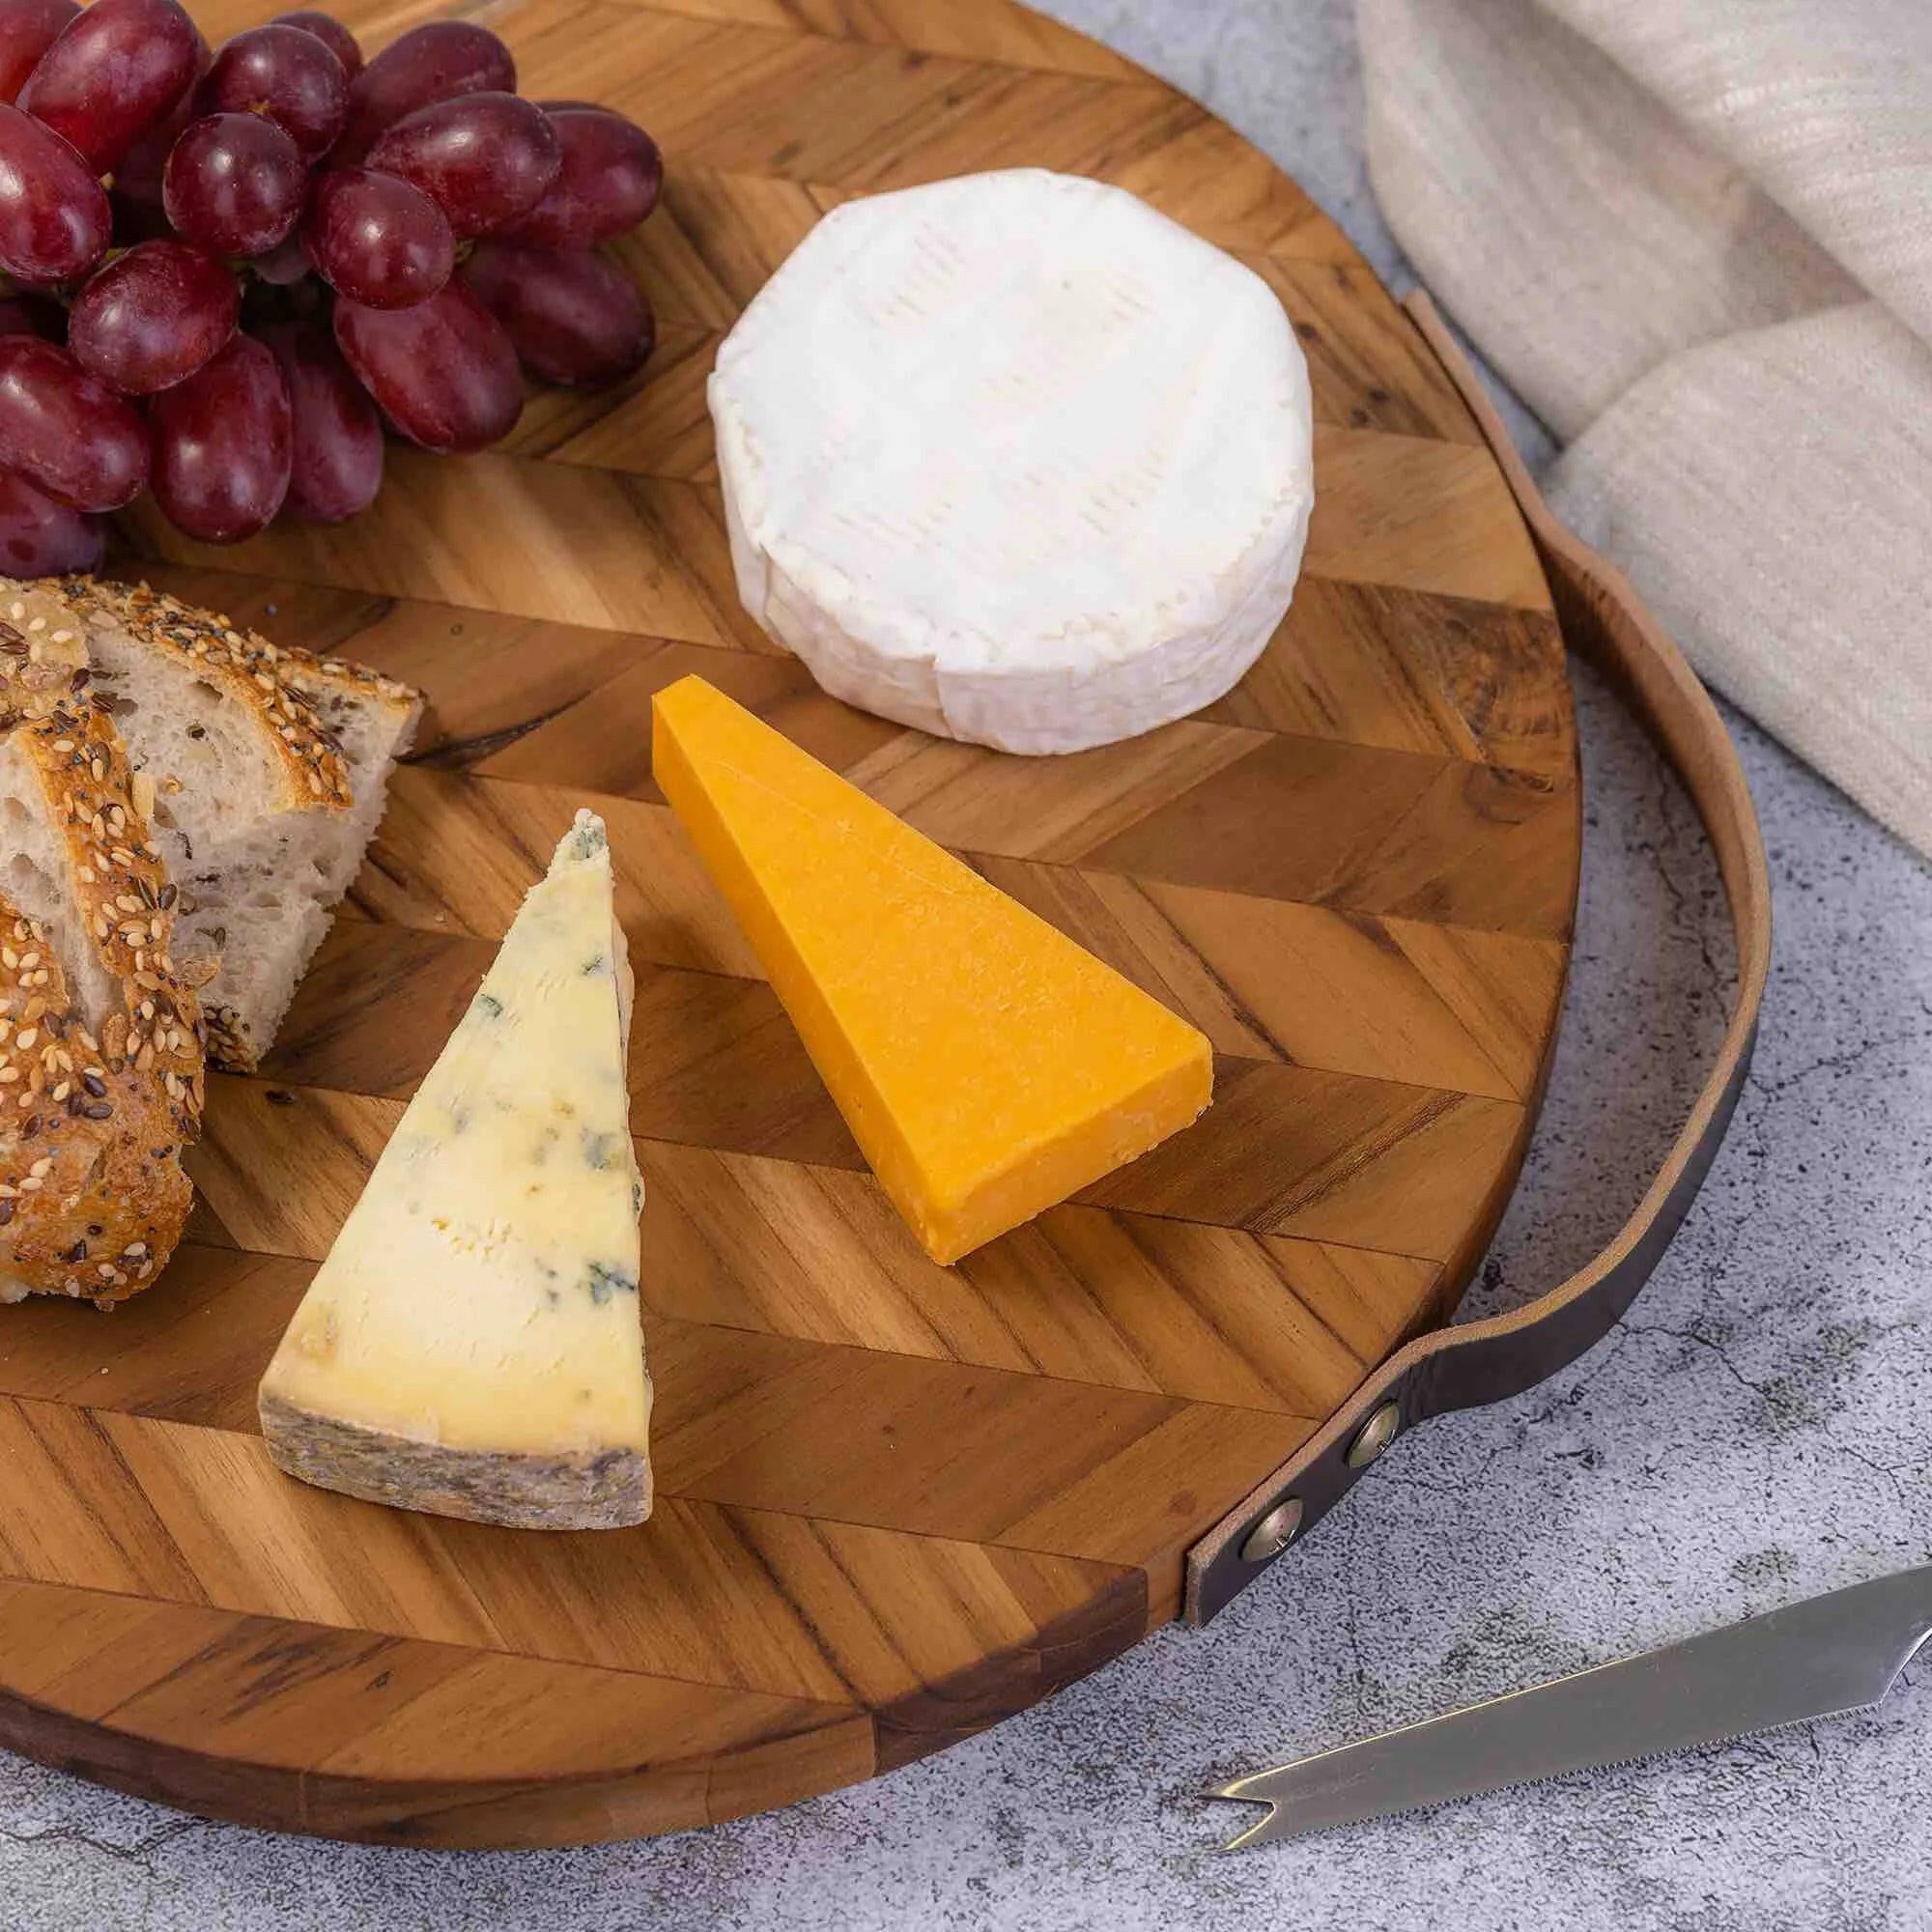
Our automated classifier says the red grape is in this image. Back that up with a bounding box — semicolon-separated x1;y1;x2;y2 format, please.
0;0;76;106
366;92;560;240
270;11;361;82
0;336;149;510
0;100;108;282
198;23;347;160
465;242;655;387
17;0;201;173
334;281;522;454
69;240;239;395
333;20;515;167
510;108;662;249
305;166;452;309
114;90;193;205
112;21;212;206
150;331;291;542
163;112;305;257
262;321;382;524
0;15;664;551
0;469;102;575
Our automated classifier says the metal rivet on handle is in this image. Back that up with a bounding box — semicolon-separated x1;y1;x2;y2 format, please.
1347;1402;1401;1469
1239;1494;1304;1564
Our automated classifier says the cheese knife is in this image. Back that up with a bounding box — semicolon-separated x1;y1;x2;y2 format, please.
1211;1564;1932;1849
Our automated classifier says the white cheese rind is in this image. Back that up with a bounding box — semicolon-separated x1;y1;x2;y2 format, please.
710;168;1315;754
258;810;652;1530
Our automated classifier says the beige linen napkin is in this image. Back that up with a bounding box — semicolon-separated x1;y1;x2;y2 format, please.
1356;0;1932;855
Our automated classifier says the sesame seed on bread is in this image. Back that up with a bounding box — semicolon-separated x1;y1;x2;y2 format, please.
13;577;426;1075
0;662;204;1307
279;639;422;719
61;578;356;811
0;587;91;719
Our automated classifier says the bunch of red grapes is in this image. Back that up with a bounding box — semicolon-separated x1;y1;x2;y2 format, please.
0;0;663;575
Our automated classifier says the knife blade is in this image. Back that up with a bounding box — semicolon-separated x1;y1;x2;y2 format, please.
1213;1564;1932;1849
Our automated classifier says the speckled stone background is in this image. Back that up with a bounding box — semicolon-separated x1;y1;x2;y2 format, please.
6;3;1930;1926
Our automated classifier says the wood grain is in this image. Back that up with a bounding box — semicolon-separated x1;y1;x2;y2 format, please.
0;0;1579;1845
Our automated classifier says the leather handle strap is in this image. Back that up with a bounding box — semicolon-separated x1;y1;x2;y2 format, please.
1184;292;1774;1627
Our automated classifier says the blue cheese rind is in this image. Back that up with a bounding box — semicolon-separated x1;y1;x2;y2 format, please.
258;810;652;1530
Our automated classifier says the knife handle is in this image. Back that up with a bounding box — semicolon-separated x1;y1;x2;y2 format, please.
1184;292;1774;1627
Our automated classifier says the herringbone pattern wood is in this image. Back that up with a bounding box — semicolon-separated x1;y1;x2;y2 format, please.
0;0;1578;1846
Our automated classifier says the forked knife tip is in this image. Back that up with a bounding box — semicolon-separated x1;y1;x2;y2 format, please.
1218;1803;1282;1853
1203;1779;1279;1852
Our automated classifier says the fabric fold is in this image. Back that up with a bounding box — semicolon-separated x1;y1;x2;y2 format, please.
1357;0;1932;855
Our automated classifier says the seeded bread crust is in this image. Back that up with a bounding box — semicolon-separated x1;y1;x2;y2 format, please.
198;614;424;1075
67;577;422;740
0;586;92;717
231;647;424;1077
57;578;358;812
27;577;424;1075
0;665;205;1308
277;640;423;724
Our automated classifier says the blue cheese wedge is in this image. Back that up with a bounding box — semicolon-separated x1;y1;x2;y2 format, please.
258;810;651;1530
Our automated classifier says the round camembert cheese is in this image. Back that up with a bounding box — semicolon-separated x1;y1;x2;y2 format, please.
709;169;1315;755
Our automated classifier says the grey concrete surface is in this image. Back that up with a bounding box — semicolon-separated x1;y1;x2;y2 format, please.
4;4;1929;1927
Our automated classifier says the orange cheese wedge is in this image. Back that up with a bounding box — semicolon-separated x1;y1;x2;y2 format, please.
652;676;1214;1264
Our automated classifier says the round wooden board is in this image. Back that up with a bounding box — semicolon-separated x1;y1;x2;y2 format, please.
0;0;1580;1849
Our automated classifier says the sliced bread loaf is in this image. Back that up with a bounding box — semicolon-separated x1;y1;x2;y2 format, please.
0;597;204;1304
46;579;425;1072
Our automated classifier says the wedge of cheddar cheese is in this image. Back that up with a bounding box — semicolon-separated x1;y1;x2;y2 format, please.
652;676;1213;1264
259;810;652;1530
